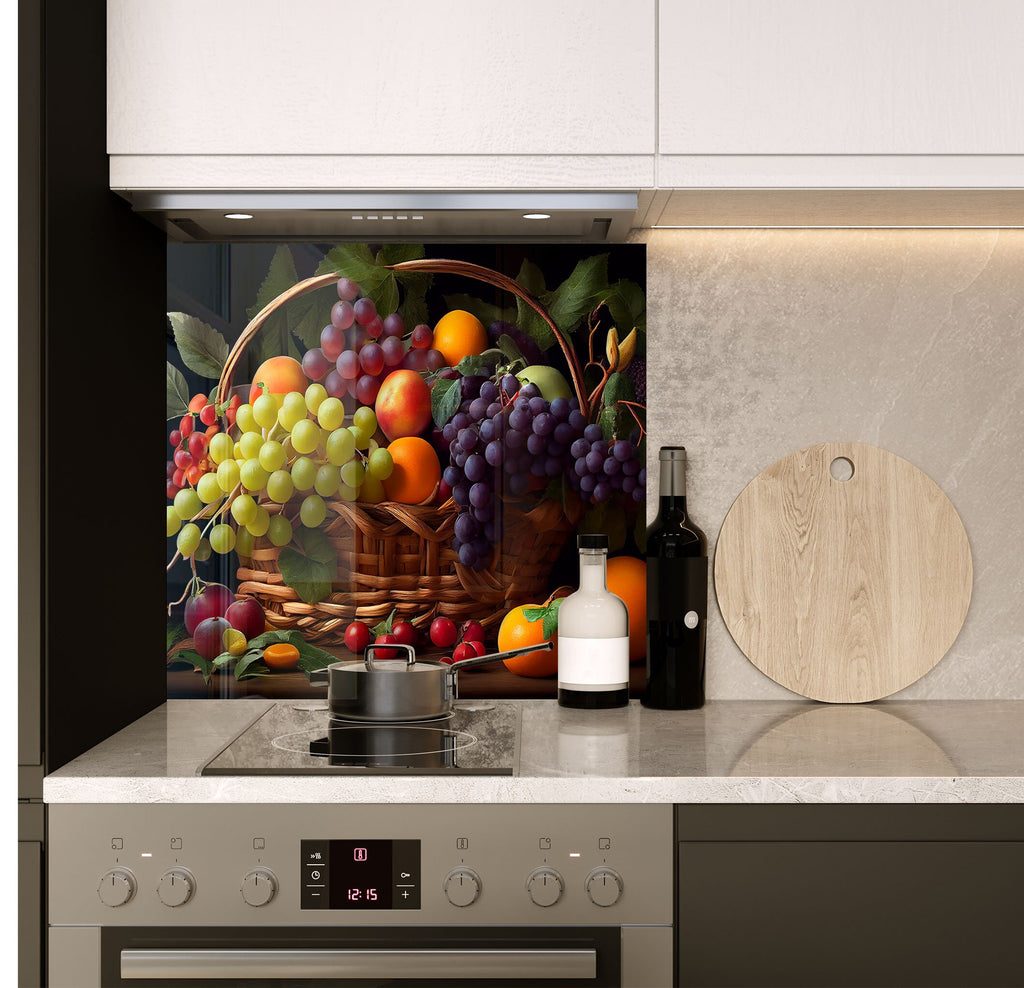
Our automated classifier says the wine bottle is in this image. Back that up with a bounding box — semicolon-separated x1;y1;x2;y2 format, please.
557;534;630;709
642;447;708;710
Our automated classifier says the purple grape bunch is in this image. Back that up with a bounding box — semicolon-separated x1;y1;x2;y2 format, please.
441;373;588;569
568;427;646;505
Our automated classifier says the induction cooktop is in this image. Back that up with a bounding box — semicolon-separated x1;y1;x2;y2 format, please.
201;701;520;776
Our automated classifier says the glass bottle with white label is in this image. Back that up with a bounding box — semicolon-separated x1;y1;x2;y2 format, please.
557;534;630;708
642;446;708;710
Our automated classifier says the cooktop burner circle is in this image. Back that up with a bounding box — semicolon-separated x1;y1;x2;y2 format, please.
271;725;478;759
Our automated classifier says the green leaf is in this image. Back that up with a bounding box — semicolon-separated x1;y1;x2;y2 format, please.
602;371;636;408
456;354;492;377
377;243;425;266
166;621;187;652
322;243;381;282
363;271;400;318
370;606;397;638
442;293;515;329
522;596;564;641
430;376;461;428
246;246;299;322
546;254;609;336
602;278;647;347
496;333;526;366
244;247;308;367
167;648;213;684
515;258;547;296
166;362;191;420
277;528;338;604
600;371;637;439
516;295;556;352
169;313;230;380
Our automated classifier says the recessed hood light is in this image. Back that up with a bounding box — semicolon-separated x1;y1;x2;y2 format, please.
223;212;254;220
523;213;551;220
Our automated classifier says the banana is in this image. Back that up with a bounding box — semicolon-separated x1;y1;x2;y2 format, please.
606;326;637;373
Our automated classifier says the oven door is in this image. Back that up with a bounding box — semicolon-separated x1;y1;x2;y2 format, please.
90;926;627;987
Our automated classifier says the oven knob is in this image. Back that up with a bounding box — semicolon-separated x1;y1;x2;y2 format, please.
241;867;278;907
157;868;196;907
98;868;136;907
526;867;564;907
585;867;623;907
443;867;481;907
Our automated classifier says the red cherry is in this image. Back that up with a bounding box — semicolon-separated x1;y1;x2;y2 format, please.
391;621;417;647
169;429;182;447
343;621;371;654
452;642;477;663
199;403;218;426
429;617;457;648
179;415;195;438
373;633;400;661
459;620;485;644
469;640;488;657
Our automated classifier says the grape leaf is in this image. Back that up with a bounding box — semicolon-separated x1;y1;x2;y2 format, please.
516;295;556;352
166;648;213;684
522;597;564;641
166;362;191;419
277;529;338;604
456;354;492;377
546;253;609;335
430;376;461;428
602;278;647;351
377;243;425;266
168;313;230;380
496;334;526;366
364;272;400;318
321;243;380;282
515;258;547;296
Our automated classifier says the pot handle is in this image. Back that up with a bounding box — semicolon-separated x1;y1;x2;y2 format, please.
447;640;554;674
365;643;417;671
309;669;329;687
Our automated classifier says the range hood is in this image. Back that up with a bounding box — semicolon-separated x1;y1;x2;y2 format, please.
119;191;640;243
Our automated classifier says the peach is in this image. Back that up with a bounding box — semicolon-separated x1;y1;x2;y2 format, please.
374;369;432;441
249;356;307;405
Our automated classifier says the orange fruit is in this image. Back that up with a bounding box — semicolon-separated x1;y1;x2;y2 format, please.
606;555;646;663
383;436;441;505
432;310;488;368
263;642;300;671
497;605;558;678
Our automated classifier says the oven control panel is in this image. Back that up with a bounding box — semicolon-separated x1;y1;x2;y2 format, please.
49;803;672;927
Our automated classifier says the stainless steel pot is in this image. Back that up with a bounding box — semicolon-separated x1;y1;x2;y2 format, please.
310;642;553;722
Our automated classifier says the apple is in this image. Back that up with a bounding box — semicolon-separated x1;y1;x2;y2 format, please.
193;616;232;662
225;596;265;640
516;365;572;402
248;355;307;405
374;369;432;441
184;583;234;636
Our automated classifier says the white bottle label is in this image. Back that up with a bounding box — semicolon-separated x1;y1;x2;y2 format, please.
558;636;629;691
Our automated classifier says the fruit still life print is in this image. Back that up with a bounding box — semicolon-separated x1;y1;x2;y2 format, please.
166;244;647;696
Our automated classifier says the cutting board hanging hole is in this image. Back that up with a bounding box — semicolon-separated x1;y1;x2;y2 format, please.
830;456;854;482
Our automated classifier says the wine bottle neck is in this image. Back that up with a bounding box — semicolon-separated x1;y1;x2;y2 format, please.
658;493;689;517
659;456;687;498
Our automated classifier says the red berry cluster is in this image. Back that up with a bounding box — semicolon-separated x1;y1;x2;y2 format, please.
340;616;488;664
166;392;242;499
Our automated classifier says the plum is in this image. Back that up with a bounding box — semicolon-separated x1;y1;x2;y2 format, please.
225;596;265;640
184;583;234;636
193;616;232;662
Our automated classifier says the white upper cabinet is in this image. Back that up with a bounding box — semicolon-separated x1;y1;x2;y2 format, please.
108;0;656;189
658;0;1024;187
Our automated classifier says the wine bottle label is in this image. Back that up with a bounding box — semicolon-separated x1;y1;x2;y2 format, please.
558;636;629;691
648;557;708;621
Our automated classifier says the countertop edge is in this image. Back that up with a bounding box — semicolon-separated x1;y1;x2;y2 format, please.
43;775;1024;805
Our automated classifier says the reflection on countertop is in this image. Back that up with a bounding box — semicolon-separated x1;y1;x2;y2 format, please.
43;699;1024;805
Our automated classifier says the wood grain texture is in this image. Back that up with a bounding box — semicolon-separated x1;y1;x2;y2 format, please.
714;443;972;703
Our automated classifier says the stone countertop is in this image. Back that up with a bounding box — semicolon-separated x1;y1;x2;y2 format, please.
43;699;1024;804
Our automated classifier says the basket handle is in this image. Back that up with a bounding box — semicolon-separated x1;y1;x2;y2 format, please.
215;260;589;417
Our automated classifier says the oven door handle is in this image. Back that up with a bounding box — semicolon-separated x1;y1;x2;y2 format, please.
121;947;598;980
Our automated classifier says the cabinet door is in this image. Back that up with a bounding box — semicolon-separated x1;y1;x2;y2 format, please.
659;0;1024;155
108;0;655;156
677;840;1024;987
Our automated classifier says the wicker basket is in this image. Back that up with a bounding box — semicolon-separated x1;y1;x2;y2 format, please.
216;259;586;645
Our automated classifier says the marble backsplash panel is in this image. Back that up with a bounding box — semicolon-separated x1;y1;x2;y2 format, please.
634;228;1023;699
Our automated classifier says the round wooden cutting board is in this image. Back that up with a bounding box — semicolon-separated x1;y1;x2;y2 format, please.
714;442;972;703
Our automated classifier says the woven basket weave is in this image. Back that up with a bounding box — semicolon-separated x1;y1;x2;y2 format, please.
216;259;584;645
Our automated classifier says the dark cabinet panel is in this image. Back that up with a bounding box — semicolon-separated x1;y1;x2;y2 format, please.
677;834;1023;987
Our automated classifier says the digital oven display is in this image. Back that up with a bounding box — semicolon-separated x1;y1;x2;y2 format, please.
300;839;420;909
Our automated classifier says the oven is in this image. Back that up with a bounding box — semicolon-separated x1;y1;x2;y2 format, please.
48;803;673;987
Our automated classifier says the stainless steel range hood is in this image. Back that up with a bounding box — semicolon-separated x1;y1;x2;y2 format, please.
120;191;639;243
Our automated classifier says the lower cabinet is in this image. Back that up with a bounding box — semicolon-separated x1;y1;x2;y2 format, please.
675;806;1024;988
